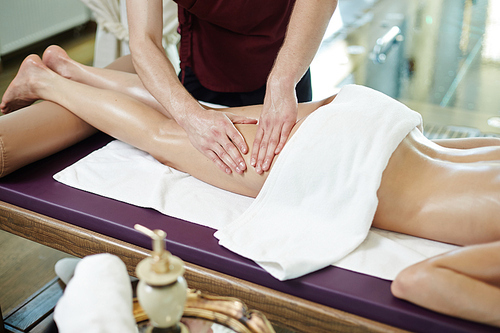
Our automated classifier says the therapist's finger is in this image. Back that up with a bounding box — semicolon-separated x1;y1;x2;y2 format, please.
225;132;248;172
274;120;295;155
205;148;232;174
254;127;276;174
207;121;247;174
251;126;265;169
224;114;254;155
219;133;246;173
260;125;282;172
202;114;246;174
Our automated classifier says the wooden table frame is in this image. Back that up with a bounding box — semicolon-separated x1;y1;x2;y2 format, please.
0;200;406;333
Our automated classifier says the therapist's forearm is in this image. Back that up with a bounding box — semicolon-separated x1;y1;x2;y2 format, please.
129;39;202;122
126;0;201;121
268;0;337;90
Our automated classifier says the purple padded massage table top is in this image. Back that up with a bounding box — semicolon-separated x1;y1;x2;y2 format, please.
0;133;495;333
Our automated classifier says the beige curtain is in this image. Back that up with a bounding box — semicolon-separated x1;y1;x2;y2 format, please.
80;0;180;70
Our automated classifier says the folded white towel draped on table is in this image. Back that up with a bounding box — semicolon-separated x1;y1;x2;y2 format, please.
54;85;458;281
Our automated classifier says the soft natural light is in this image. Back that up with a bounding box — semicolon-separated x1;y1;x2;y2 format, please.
322;6;344;42
482;0;500;62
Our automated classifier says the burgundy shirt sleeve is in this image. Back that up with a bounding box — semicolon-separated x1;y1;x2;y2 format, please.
176;0;295;93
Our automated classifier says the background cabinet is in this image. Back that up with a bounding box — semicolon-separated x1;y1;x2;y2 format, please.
0;0;90;56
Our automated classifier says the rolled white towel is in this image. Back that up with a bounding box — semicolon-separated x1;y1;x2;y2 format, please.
54;257;80;285
54;253;137;333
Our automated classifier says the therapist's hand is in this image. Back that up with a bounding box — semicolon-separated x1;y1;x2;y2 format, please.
182;109;257;174
251;85;298;174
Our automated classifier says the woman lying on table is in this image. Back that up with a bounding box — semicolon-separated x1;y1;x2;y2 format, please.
1;46;499;327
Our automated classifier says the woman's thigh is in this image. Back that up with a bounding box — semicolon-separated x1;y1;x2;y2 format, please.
159;104;325;198
157;122;266;198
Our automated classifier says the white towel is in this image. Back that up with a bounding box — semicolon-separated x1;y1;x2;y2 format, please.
54;85;457;281
215;85;424;280
53;254;137;333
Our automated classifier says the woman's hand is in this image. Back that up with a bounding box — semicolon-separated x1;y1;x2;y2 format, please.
181;109;257;174
251;86;298;174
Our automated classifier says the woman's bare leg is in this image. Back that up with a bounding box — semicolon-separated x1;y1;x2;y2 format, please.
391;241;500;327
5;54;267;196
0;45;332;181
0;101;97;177
1;46;163;115
41;45;168;115
0;53;142;177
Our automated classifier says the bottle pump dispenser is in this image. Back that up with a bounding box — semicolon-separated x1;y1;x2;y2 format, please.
134;224;188;332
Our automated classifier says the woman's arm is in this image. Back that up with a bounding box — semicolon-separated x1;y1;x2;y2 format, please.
126;0;254;175
391;242;500;327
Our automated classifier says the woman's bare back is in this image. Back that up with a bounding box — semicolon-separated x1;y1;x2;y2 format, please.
374;128;500;246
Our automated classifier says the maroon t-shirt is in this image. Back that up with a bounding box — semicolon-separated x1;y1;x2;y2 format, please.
176;0;296;93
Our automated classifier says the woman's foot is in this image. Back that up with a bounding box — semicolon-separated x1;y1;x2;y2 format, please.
0;54;50;114
42;45;78;80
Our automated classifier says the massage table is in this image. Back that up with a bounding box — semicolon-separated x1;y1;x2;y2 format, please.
0;130;497;333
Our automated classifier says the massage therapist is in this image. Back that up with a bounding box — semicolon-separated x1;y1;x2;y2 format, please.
126;0;337;175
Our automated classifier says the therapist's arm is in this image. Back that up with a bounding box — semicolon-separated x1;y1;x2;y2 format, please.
251;0;337;174
126;0;254;174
